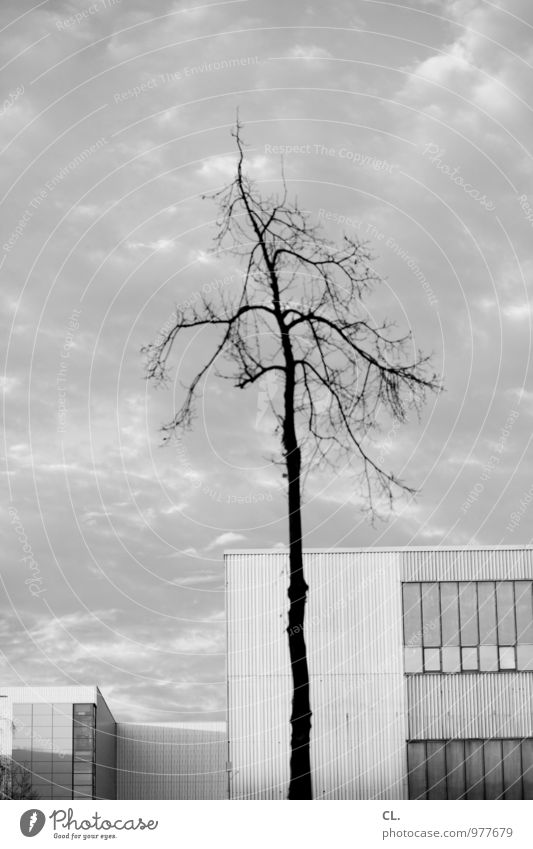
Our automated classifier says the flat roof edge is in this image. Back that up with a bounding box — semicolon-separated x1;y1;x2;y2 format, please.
224;545;533;555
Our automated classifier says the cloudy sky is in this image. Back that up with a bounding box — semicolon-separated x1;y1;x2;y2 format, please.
1;0;533;722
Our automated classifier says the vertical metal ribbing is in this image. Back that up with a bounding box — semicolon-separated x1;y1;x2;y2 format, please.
226;550;406;799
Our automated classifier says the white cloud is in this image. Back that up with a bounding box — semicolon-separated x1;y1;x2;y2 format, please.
287;44;332;60
205;531;246;551
503;303;532;320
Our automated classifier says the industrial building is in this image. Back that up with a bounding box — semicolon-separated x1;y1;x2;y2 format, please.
0;686;116;800
117;721;227;799
226;546;533;800
0;686;227;800
4;545;533;801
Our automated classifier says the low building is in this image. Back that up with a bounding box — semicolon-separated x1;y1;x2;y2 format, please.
0;686;116;800
225;546;533;800
0;687;228;800
117;721;228;799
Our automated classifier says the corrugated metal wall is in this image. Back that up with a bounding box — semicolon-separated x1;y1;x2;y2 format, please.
408;673;533;739
0;697;12;758
117;722;228;799
226;550;407;800
0;686;97;704
402;548;533;747
401;547;533;581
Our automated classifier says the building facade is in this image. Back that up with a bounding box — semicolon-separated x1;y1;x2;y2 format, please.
117;722;228;799
0;686;116;800
0;687;228;800
226;546;533;800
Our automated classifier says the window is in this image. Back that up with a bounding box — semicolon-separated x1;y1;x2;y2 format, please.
421;584;441;647
459;583;478;646
403;581;533;674
424;648;440;672
72;703;95;799
496;583;516;645
440;583;459;645
402;584;422;647
479;645;498;671
404;647;423;673
515;582;533;643
441;646;461;672
407;739;533;799
461;647;478;671
478;582;498;644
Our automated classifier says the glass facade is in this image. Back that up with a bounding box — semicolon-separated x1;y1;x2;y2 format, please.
402;581;533;673
11;702;96;800
407;740;533;800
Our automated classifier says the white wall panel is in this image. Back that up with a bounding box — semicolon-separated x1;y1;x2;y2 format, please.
0;686;96;705
117;722;228;800
226;550;407;800
401;547;533;581
407;673;533;739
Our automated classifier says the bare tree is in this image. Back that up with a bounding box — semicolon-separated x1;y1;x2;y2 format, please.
143;121;440;799
0;758;39;800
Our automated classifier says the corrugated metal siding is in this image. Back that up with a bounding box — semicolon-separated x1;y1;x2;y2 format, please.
0;686;97;705
226;550;407;800
0;697;12;758
408;673;533;739
401;548;533;581
117;722;228;800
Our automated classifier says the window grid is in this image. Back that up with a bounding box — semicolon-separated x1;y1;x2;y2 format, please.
402;581;533;674
407;739;530;800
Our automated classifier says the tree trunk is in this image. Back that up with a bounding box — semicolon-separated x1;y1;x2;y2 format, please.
284;374;313;799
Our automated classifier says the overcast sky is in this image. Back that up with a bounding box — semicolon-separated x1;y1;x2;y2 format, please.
2;0;533;722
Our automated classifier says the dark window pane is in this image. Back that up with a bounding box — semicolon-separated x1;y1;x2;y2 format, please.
484;741;503;799
32;763;52;778
502;741;522;799
446;741;466;799
33;747;53;760
462;647;478;671
404;647;423;673
522;740;533;800
459;583;478;646
480;645;499;671
53;762;73;774
31;785;51;799
465;741;485;800
73;704;93;714
440;583;460;646
442;646;461;672
73;774;93;786
515;582;533;644
73;762;93;774
496;583;516;645
421;583;441;647
407;743;427;800
499;647;516;670
403;584;422;646
424;648;440;671
32;705;53;716
517;645;533;671
478;582;497;644
427;742;447;800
